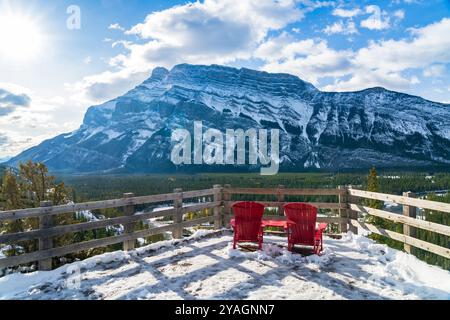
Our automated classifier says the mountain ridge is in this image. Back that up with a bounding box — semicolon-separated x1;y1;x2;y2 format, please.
6;63;450;173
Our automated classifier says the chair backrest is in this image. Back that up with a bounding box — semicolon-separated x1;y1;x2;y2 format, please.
283;203;318;245
232;201;265;240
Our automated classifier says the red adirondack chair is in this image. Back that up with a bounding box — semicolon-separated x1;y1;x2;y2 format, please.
230;201;265;250
283;203;327;254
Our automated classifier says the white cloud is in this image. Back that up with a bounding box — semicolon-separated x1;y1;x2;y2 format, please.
410;75;420;84
423;64;446;77
71;0;312;104
256;34;354;84
323;20;358;35
394;9;405;20
360;5;390;30
259;18;450;94
125;0;303;62
393;0;419;3
83;56;92;65
0;85;31;116
0;83;81;158
322;70;412;91
332;8;362;18
108;23;125;31
70;68;149;104
355;18;450;72
326;18;450;91
67;2;450;109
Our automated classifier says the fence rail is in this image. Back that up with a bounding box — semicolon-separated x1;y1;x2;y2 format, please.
0;185;449;270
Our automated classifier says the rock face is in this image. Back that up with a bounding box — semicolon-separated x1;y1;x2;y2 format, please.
6;64;450;173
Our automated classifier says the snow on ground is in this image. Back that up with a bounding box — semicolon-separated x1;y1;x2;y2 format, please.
0;230;449;300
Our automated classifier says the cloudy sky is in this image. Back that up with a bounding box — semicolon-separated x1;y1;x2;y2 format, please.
0;0;449;160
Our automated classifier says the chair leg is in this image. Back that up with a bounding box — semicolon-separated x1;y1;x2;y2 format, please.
258;227;263;251
314;240;322;255
288;242;293;252
320;233;323;252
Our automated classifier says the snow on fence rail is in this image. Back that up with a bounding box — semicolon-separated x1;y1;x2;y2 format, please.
0;185;449;271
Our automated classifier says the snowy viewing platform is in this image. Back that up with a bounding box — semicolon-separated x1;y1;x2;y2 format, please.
0;230;449;300
0;185;449;300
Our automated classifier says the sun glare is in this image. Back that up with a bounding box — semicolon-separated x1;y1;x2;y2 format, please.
0;13;45;61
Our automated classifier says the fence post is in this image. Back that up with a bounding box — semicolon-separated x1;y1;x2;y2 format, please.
223;184;232;228
213;185;223;229
277;185;285;216
346;186;358;234
122;193;135;251
173;188;183;239
38;201;54;271
338;186;348;233
403;191;417;254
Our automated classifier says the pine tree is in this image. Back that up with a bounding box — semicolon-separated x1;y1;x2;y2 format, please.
0;170;25;256
0;161;77;260
1;170;22;211
366;167;383;209
365;167;403;249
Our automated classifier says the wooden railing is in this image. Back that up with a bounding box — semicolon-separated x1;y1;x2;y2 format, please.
0;185;449;271
0;187;221;270
347;188;450;259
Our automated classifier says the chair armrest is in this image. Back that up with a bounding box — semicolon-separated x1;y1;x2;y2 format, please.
317;223;327;231
285;220;296;230
230;219;236;228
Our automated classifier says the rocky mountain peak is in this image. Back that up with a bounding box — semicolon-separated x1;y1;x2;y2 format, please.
6;64;450;173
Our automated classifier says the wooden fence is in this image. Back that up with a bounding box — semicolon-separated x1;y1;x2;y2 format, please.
0;185;449;271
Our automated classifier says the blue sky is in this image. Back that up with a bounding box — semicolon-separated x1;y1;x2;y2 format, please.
0;0;449;159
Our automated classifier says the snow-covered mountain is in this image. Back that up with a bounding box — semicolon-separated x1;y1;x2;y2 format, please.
7;64;450;173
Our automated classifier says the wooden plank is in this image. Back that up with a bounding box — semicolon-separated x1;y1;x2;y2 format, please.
349;220;450;259
338;186;349;233
38;201;53;271
223;185;232;228
182;189;215;198
225;188;343;196
348;189;450;213
402;192;417;254
122;193;135;251
128;193;179;206
349;204;450;237
277;185;285;215
172;189;183;239
226;201;344;210
213;185;222;229
181;202;220;214
0;216;214;269
0;188;345;222
0;207;174;244
262;215;345;223
0;193;179;222
0;202;221;244
282;189;344;196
